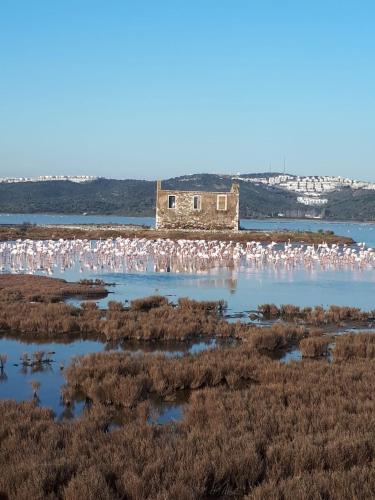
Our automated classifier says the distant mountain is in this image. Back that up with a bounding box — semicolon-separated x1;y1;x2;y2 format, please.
325;188;375;220
0;178;155;216
0;174;374;220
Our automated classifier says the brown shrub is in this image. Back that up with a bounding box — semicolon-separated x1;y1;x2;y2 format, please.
245;324;306;352
0;274;108;303
62;344;262;407
63;466;114;500
334;334;375;360
177;297;226;313
4;352;375;498
258;303;374;326
130;295;169;311
258;303;280;318
0;294;235;342
248;466;375;500
300;337;330;358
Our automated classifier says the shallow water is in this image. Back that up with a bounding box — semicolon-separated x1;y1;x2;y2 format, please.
2;258;375;421
0;213;155;227
279;348;302;364
148;392;188;425
74;264;375;313
1;215;375;421
279;344;335;364
0;337;102;418
150;403;185;425
0;335;221;418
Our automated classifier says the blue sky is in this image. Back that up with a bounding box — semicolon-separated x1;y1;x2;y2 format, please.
0;1;374;180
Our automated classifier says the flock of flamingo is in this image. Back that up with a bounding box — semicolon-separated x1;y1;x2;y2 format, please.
0;237;374;275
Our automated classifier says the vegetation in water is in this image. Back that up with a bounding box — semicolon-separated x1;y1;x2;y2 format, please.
2;341;375;498
258;303;375;325
1;275;375;498
299;336;330;358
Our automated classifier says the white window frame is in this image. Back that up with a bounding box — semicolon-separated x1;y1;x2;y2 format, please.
168;195;176;209
192;195;201;211
217;194;227;211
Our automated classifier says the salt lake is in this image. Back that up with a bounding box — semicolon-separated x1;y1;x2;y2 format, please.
1;214;374;418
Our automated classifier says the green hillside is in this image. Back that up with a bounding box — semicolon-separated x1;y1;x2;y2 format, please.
0;174;374;220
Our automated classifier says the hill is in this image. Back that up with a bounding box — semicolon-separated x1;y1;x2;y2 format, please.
0;174;374;220
325;188;375;220
0;178;155;216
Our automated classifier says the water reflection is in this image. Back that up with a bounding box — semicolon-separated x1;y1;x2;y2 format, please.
279;348;302;364
278;344;334;364
148;402;185;425
1;237;375;314
107;338;220;358
89;266;375;314
148;391;189;425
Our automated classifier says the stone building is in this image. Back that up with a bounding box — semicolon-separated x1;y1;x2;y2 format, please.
155;181;239;230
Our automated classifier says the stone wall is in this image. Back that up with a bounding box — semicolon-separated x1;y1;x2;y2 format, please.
156;181;239;231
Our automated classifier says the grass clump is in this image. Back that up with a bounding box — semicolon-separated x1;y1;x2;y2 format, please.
4;353;375;498
334;333;375;360
300;337;330;358
258;303;374;326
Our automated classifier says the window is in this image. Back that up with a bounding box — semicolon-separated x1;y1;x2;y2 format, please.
217;194;227;211
193;195;201;210
168;195;176;209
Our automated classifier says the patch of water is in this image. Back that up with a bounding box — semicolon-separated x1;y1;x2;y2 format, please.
148;402;185;425
61;264;375;316
106;338;222;358
0;335;223;416
279;342;335;364
0;213;155;226
0;336;104;418
279;348;302;364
